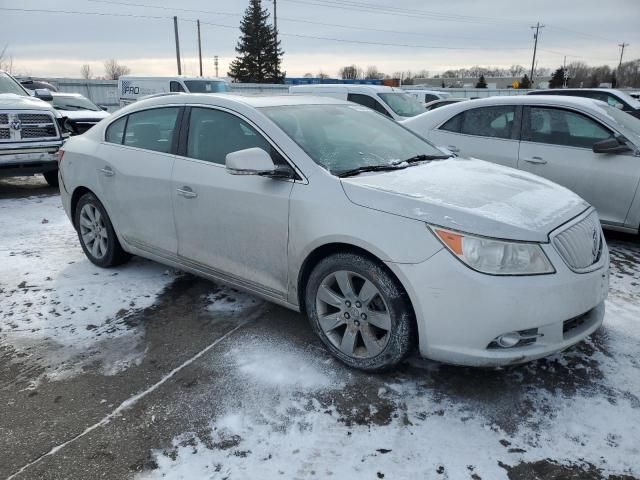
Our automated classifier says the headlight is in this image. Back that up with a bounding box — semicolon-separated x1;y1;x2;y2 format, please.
431;227;555;275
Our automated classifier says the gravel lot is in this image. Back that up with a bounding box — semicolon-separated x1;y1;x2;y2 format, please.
1;176;639;480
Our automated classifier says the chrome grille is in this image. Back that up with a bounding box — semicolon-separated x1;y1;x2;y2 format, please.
21;126;57;138
17;113;52;124
0;110;58;142
553;211;603;272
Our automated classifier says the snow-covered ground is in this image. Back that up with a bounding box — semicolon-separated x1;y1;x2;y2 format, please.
139;245;640;479
1;191;638;479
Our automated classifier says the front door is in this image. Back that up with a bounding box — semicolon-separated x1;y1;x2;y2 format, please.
518;106;640;226
172;107;293;297
97;106;181;254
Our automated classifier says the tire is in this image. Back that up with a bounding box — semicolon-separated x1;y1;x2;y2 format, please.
74;192;130;267
43;170;59;187
305;252;415;371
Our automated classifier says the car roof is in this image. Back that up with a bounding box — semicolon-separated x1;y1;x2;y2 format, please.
532;88;620;93
289;84;401;93
453;95;605;109
119;75;226;81
130;93;351;109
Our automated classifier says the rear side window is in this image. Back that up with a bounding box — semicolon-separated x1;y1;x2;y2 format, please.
186;107;283;165
105;116;126;144
123;107;180;153
461;106;516;139
523;107;613;149
423;94;438;102
170;81;185;92
439;113;463;133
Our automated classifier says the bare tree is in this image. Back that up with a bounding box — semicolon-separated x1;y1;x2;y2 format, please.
104;59;131;80
339;65;362;80
303;72;313;78
364;65;384;80
80;64;93;80
509;64;525;77
0;44;14;73
316;71;330;80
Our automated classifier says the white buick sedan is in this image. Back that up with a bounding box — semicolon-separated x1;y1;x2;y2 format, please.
58;94;609;371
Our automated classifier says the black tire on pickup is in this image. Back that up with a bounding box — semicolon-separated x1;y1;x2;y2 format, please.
43;170;59;187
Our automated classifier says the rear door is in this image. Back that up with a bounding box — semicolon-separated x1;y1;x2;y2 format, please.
427;105;520;168
171;106;294;297
518;105;640;226
97;106;181;254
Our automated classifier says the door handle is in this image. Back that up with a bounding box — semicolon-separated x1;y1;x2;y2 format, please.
523;156;547;165
176;186;197;199
100;166;114;177
447;145;460;153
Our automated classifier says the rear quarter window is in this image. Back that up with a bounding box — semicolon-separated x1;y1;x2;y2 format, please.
105;116;127;144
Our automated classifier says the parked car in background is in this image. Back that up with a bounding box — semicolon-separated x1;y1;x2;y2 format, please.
528;88;640;118
19;78;58;93
403;95;640;233
0;70;68;186
424;98;467;111
118;76;230;106
404;89;451;105
52;93;110;135
289;84;426;121
59;93;608;370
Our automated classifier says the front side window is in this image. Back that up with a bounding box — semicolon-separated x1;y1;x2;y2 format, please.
186;107;280;165
0;72;29;96
347;93;391;117
377;93;426;118
460;106;516;139
261;104;445;176
423;94;439;103
123;107;179;153
170;81;185;93
523;107;612;149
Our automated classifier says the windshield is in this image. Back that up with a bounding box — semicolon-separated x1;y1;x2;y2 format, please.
261;104;446;176
377;93;426;118
595;103;640;140
52;95;100;111
0;72;29;96
183;80;229;93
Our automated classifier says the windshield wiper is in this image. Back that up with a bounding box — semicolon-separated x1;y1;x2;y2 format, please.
404;153;452;163
337;163;408;178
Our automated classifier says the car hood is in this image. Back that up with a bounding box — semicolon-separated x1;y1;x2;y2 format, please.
340;157;589;242
0;93;54;110
59;109;110;120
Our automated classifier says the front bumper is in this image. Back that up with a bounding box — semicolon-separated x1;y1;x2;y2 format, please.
0;144;61;177
388;237;609;367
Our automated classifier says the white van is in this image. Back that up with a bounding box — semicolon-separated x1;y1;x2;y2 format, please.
118;76;230;106
288;84;426;121
404;89;451;105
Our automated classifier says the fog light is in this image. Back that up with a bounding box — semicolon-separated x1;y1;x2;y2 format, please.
496;332;521;348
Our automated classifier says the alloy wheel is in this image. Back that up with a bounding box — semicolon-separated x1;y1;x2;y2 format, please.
79;203;108;260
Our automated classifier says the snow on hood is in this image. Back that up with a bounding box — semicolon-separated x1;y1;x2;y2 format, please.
60;109;110;120
341;157;589;242
0;93;55;110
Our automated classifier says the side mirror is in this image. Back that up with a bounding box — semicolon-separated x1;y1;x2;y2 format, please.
98;105;109;111
592;137;631;154
226;147;278;176
34;88;53;102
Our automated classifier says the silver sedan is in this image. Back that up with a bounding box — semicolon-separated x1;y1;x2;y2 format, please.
58;94;608;370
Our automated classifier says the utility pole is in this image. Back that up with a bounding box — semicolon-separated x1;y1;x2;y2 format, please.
563;55;567;88
529;22;545;86
197;20;203;77
214;56;219;77
273;0;279;82
173;16;182;75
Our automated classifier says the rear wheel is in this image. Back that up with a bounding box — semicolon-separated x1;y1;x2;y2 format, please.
43;170;58;187
74;192;130;267
305;253;415;371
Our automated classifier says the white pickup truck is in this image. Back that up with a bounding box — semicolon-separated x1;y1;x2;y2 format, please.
0;71;68;186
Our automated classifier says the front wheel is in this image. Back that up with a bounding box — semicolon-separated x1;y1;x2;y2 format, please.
74;192;130;267
305;253;415;371
43;170;58;187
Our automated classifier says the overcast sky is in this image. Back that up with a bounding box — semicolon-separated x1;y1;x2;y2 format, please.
1;0;639;78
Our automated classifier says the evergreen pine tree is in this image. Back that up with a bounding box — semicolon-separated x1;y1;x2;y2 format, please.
519;74;532;89
228;0;285;83
548;67;566;88
476;75;487;88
